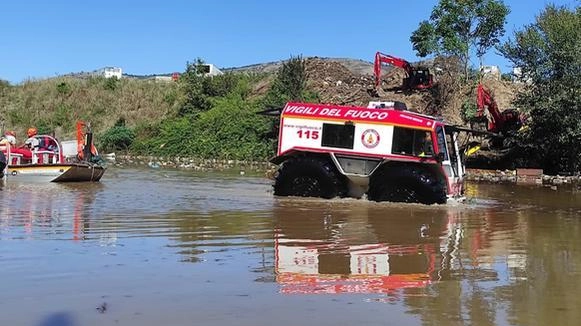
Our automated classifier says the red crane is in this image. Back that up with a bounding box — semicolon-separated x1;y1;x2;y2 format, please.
374;52;434;91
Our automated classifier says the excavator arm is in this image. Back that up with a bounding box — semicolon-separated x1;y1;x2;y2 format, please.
374;52;413;87
476;84;503;132
475;84;524;135
374;51;434;91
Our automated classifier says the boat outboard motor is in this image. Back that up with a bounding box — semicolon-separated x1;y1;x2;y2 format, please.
83;131;94;162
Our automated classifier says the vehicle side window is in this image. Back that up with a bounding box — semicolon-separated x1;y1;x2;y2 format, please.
436;126;449;161
322;123;355;149
392;127;433;157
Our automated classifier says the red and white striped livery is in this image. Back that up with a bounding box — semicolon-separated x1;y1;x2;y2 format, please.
270;101;465;204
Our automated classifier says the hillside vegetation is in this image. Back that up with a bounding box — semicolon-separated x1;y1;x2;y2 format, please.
0;57;519;161
0;76;180;138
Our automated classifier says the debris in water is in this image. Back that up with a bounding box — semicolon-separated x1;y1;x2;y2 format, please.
96;302;108;313
148;161;160;169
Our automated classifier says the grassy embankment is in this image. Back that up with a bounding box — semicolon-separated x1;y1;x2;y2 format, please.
0;70;278;161
0;77;179;139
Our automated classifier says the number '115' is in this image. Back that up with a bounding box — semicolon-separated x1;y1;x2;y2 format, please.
297;130;319;139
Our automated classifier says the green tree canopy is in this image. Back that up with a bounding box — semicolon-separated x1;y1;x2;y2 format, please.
263;55;317;108
410;0;510;79
499;5;581;173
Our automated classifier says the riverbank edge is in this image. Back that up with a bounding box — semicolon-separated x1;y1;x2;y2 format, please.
112;155;581;187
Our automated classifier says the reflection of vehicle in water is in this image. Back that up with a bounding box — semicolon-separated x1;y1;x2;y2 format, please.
275;238;436;294
273;204;450;294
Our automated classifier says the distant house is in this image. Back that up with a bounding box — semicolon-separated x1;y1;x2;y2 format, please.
198;64;223;77
94;67;123;79
152;76;174;82
479;65;501;80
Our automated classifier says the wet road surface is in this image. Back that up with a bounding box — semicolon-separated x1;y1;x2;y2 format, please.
1;167;580;326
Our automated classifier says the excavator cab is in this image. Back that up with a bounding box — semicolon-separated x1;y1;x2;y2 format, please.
405;68;434;90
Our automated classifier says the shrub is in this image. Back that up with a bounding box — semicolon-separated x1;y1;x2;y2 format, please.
461;99;478;121
190;96;272;159
104;77;119;91
56;82;71;95
263;55;309;108
100;119;135;152
131;95;272;160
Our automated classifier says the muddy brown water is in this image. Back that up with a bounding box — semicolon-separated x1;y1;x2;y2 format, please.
0;167;580;326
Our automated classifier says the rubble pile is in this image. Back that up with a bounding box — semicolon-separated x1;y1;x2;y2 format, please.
305;58;375;106
304;58;437;115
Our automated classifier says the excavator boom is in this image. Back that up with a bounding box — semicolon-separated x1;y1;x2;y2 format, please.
476;84;503;131
374;51;434;91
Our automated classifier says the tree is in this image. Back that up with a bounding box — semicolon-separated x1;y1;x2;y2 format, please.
178;59;248;117
410;0;510;80
261;55;319;154
263;55;316;108
178;58;212;116
498;5;581;174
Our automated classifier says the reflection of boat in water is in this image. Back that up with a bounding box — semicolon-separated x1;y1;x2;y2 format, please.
0;182;102;240
0;122;105;182
274;204;449;294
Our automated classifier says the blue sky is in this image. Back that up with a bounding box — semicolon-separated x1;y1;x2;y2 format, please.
0;0;576;84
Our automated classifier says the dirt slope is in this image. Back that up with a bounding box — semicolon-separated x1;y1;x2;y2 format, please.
301;57;521;127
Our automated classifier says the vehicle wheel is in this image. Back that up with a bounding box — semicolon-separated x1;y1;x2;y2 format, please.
0;151;6;176
273;156;346;199
367;165;447;204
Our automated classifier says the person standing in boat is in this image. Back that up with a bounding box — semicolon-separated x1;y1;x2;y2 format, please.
24;128;40;149
23;127;56;152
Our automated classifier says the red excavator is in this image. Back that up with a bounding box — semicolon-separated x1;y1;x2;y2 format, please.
475;84;524;135
464;83;526;152
374;52;434;92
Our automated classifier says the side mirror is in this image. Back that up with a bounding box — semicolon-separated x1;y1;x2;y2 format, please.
436;152;446;163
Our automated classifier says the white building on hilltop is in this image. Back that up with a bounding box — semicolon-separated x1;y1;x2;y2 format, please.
94;67;123;79
480;65;501;80
198;64;223;77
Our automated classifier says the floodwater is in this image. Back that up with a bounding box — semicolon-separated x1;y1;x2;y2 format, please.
0;167;580;326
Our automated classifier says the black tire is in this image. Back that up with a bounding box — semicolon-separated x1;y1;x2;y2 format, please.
273;156;346;199
0;151;5;179
367;165;447;205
